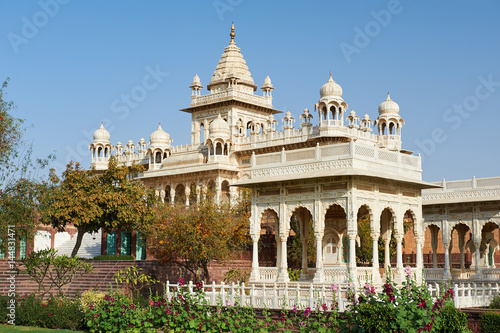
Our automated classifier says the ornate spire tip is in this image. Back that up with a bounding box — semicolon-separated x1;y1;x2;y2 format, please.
230;23;235;42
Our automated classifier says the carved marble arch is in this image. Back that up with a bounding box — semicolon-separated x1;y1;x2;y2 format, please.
357;203;374;229
482;219;500;231
403;209;419;238
288;205;314;239
324;204;347;240
259;208;280;238
322;200;347;218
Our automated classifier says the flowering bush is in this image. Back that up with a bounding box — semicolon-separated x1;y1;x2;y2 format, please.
343;267;470;333
277;283;340;332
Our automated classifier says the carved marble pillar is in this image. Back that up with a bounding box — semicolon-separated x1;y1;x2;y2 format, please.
275;234;281;269
170;186;175;205
300;233;309;280
277;235;290;282
348;231;357;278
312;232;324;283
473;236;482;280
185;186;190;206
416;236;424;284
249;235;260;282
394;233;404;284
443;237;452;280
384;231;392;270
371;232;382;284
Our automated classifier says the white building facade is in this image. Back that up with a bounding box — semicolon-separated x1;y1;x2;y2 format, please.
88;25;499;286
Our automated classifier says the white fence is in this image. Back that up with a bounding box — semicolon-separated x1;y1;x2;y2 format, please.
164;280;500;310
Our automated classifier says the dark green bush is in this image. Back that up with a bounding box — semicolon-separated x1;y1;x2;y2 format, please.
433;303;470;333
481;312;500;333
0;293;84;330
93;254;134;260
489;294;500;309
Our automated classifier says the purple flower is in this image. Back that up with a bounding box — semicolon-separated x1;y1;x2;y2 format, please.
331;283;338;292
304;307;311;318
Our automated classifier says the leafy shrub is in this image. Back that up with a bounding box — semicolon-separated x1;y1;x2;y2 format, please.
489;294;500;309
480;312;500;333
433;303;470;333
222;268;250;284
287;268;302;282
113;266;158;299
93;254;135;260
0;293;84;330
344;267;470;333
17;248;93;296
79;289;106;313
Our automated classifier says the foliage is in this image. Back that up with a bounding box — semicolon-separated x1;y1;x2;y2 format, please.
288;268;302;282
356;215;413;266
489;294;500;309
39;157;157;257
343;267;470;333
480;312;500;333
0;78;53;255
279;286;340;332
433;303;469;333
17;248;93;296
79;290;106;314
0;78;23;169
0;293;85;330
86;280;277;332
148;192;250;282
93;254;135;260
113;266;158;299
222;268;251;284
287;216;316;269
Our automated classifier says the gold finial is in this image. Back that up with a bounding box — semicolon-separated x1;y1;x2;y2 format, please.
230;22;235;42
329;71;332;78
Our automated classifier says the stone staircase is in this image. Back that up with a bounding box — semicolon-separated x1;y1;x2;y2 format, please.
54;230;102;259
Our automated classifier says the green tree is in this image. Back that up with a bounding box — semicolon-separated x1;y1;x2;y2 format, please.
148;191;250;282
39;157;156;257
0;78;52;254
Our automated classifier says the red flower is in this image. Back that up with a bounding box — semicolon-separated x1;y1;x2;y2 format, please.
49;313;51;316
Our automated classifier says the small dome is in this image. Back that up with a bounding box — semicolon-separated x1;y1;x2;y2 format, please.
378;92;400;114
320;72;343;98
209;114;230;138
262;75;273;89
349;110;356;117
93;122;110;142
193;74;200;83
150;123;171;145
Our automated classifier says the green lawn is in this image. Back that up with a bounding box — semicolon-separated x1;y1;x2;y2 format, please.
0;325;82;332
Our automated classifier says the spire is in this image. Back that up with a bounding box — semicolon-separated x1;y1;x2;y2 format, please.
230;22;235;43
386;91;391;100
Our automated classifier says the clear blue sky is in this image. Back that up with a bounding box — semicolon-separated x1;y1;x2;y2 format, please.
1;0;499;182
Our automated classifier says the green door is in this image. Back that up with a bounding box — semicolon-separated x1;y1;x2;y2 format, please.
120;232;131;256
107;232;116;255
136;232;146;260
19;236;26;259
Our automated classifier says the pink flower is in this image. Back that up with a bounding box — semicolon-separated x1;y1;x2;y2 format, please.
330;283;338;292
405;265;412;278
148;300;154;307
304;307;311;317
178;277;185;286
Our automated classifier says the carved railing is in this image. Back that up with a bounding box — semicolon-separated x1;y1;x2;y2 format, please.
424;268;444;281
258;267;279;282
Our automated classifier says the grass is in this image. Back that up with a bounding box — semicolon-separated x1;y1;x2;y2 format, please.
0;325;82;332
